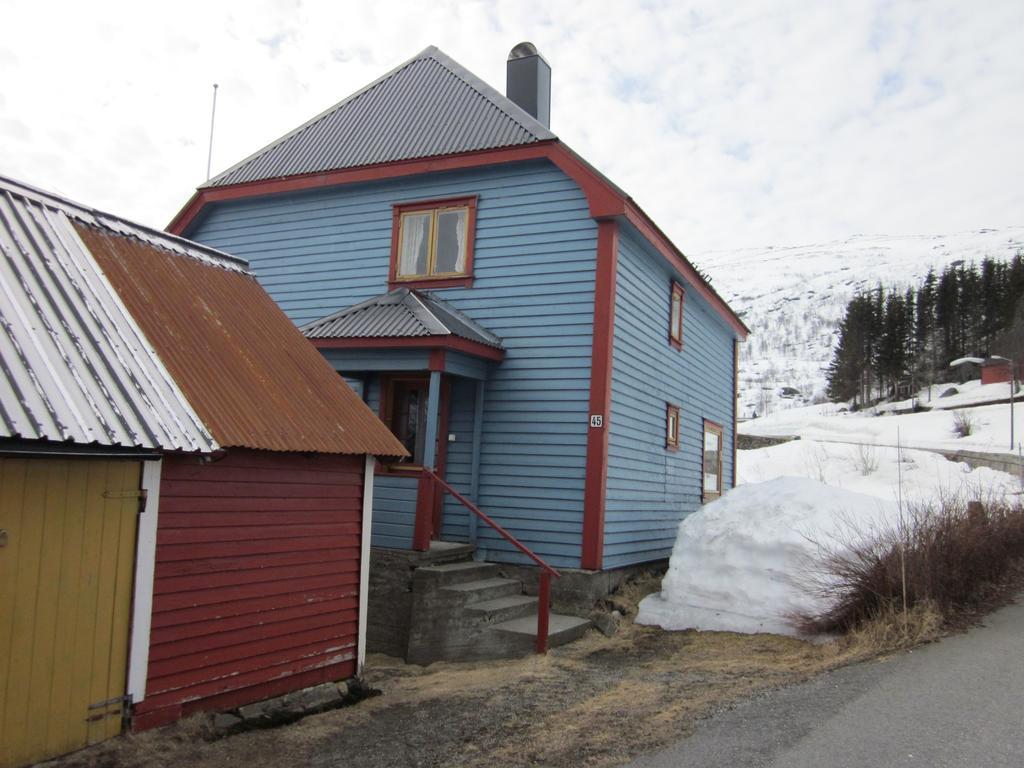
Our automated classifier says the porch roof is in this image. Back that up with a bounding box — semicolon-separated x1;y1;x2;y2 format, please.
302;288;504;351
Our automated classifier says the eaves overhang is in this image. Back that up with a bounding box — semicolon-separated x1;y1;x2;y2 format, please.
168;140;748;339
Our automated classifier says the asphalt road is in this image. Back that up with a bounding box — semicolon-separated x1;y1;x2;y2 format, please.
625;599;1024;768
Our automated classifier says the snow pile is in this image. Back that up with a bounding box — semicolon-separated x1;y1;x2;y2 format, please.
637;477;897;636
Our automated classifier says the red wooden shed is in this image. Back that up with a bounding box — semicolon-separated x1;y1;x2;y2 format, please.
74;225;407;731
0;175;404;766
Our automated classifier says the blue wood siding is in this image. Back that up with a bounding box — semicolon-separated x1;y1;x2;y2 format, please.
188;160;596;569
605;225;737;569
440;376;475;541
363;375;418;549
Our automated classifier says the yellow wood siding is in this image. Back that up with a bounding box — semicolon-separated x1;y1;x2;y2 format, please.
0;458;141;767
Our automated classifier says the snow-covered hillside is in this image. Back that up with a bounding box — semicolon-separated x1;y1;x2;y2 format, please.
700;227;1024;418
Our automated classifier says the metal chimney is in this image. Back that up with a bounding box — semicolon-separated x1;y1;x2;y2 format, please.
506;42;551;128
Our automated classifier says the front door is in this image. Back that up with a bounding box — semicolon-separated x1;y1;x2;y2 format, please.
0;457;141;767
380;374;451;542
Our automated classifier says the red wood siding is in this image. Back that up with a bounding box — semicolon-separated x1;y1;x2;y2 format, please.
133;449;364;731
982;362;1012;385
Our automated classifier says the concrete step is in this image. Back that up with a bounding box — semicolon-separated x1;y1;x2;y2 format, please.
491;612;592;649
441;577;523;604
416;560;499;586
465;594;538;624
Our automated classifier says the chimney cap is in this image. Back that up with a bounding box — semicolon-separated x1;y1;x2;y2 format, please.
508;42;547;63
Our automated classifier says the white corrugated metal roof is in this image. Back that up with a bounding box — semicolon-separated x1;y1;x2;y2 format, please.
0;175;217;451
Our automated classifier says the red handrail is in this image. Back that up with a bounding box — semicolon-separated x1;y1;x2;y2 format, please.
421;467;560;653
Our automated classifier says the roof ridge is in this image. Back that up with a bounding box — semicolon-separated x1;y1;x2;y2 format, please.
202;46;554;190
422;47;555;141
204;47;444;189
0;173;251;274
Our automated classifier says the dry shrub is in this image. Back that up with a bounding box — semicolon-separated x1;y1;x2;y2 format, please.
799;493;1024;635
952;409;975;437
844;601;944;653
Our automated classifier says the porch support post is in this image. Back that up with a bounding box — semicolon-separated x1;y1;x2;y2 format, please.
413;370;443;550
468;378;486;546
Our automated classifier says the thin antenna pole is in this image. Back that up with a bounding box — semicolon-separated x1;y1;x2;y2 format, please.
897;426;908;627
206;83;219;181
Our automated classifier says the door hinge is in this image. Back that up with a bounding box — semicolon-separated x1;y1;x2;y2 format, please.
85;694;130;723
103;488;148;514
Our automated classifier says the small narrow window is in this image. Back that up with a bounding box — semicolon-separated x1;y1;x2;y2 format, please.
666;404;680;450
703;420;724;501
669;281;685;349
390;197;477;288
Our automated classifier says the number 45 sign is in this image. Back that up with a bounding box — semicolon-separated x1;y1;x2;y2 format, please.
590;414;604;428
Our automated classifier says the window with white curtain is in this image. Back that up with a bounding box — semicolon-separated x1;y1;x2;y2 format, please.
394;200;472;281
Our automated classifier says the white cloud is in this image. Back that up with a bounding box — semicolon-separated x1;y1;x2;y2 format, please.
0;0;1021;255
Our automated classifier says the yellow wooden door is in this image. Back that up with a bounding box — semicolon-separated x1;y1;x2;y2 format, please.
0;457;141;768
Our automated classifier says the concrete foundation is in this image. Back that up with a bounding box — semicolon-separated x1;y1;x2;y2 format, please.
367;542;473;658
367;543;661;663
494;560;668;616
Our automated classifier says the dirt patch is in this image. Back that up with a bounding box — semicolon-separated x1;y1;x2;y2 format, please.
48;573;887;768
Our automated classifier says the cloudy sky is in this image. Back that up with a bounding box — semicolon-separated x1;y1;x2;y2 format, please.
2;0;1021;253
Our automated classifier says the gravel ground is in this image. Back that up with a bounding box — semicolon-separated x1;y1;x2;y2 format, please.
46;600;868;768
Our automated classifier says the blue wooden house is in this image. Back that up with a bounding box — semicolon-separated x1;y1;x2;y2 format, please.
169;44;748;584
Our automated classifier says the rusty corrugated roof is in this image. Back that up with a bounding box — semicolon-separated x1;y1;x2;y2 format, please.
76;224;406;457
303;288;504;348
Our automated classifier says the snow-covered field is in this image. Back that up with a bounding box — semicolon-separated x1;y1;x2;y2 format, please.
739;440;1019;503
741;398;1024;456
699;226;1024;418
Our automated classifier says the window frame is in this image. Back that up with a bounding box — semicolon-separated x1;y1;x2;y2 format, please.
389;196;478;289
665;403;681;451
702;419;724;502
669;281;685;350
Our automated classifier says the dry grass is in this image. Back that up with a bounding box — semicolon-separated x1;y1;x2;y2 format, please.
798;493;1024;635
47;567;969;768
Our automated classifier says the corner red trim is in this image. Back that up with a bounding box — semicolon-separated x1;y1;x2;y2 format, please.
428;349;446;372
732;339;739;490
581;219;618;571
311;335;505;362
388;196;478;290
167;140;746;338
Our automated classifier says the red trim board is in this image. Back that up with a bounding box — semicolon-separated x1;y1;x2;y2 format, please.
581;219;619;570
311;335;505;362
167;141;747;338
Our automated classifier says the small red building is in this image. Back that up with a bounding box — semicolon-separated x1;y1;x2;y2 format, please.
0;174;405;765
981;357;1020;386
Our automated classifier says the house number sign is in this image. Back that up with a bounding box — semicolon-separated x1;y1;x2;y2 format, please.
590;415;604;428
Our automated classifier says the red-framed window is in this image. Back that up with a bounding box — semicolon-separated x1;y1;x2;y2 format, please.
669;281;685;349
702;419;724;501
666;403;681;450
389;196;477;289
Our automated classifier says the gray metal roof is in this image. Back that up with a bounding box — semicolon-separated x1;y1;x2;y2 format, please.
302;288;504;349
204;46;557;188
0;175;218;451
